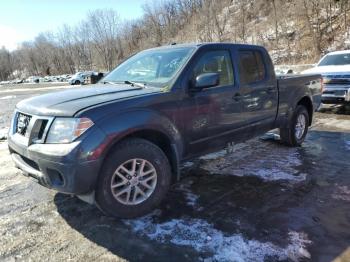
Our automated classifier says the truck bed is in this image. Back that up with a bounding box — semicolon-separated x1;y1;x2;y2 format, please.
277;74;322;119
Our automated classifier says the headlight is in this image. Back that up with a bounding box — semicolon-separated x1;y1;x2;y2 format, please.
46;117;94;144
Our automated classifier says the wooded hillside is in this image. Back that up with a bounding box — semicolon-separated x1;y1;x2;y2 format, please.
1;0;349;80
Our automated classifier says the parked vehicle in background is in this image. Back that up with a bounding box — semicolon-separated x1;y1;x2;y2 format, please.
8;43;322;218
59;74;71;82
41;74;71;83
90;72;107;84
302;50;350;105
68;72;98;85
9;79;24;84
25;76;40;83
68;72;86;85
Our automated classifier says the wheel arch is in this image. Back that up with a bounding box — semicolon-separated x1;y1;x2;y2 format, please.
297;96;313;126
92;109;184;184
102;128;181;183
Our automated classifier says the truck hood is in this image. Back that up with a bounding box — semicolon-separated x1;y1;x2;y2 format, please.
302;65;350;86
16;84;162;117
302;65;350;74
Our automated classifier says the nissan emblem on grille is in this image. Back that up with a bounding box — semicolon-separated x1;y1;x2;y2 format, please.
16;113;31;136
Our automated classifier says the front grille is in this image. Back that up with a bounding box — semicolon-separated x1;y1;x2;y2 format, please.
326;79;350;85
16;113;32;136
12;111;53;144
323;90;347;96
323;74;350;85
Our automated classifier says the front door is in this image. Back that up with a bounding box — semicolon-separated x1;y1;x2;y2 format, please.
185;49;243;156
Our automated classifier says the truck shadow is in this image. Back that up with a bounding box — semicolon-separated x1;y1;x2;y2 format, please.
54;174;305;261
54;130;350;261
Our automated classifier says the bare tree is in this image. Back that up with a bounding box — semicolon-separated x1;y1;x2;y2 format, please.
2;0;350;80
86;9;121;71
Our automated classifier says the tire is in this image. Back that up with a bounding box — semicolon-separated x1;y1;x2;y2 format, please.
74;80;81;85
95;138;172;218
280;105;309;147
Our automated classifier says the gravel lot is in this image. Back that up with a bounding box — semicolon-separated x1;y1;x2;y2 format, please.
0;84;349;261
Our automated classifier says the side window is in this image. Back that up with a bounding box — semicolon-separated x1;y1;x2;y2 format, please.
193;50;234;87
238;50;266;84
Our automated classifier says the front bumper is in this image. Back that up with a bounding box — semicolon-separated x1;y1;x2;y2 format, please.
8;129;105;195
322;86;350;104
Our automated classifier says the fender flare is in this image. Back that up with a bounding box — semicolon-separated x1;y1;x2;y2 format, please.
96;109;184;180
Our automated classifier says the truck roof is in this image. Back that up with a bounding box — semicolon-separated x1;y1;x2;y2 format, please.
146;42;265;51
325;50;350;55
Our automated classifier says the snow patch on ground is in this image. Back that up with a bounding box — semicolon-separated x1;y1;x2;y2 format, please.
0;141;8;150
181;161;195;168
314;118;350;132
0;95;16;100
200;139;306;183
125;214;311;262
174;180;199;207
200;150;227;160
332;185;350;202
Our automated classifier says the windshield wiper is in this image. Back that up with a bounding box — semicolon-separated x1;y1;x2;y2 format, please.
102;81;119;85
124;80;147;89
102;80;147;88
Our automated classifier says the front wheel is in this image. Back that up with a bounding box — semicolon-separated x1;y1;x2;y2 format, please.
280;105;310;147
95;138;171;218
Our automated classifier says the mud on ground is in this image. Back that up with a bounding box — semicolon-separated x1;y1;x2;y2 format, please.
0;88;349;262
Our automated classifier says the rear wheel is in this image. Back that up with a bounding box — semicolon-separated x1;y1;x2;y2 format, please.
280;105;309;147
95;138;171;218
74;80;81;85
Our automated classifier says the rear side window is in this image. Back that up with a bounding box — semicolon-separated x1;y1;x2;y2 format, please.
238;50;266;84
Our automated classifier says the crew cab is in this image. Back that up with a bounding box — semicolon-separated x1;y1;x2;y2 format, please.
8;43;322;218
302;50;350;105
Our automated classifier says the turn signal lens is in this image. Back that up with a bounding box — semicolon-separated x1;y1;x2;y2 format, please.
74;118;94;138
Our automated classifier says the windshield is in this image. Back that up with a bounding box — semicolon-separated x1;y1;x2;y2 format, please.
318;53;350;66
102;47;195;87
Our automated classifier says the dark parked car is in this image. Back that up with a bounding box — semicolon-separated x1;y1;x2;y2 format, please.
8;43;322;218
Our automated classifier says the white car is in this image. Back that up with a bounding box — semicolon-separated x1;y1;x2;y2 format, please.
68;72;89;85
302;50;350;105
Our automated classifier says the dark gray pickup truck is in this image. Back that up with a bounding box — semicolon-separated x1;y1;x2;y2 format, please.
8;43;322;218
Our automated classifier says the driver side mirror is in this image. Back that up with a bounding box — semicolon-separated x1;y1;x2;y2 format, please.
191;73;220;91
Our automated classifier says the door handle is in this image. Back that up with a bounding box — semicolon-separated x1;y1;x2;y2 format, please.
232;93;241;101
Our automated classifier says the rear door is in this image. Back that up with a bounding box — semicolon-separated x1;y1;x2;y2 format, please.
236;49;278;126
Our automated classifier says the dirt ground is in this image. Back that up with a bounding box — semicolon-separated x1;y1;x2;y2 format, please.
0;85;349;262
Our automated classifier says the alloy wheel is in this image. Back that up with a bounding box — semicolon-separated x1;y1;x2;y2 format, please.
110;158;157;205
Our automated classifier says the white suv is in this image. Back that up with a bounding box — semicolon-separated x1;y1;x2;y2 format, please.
68;72;89;85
